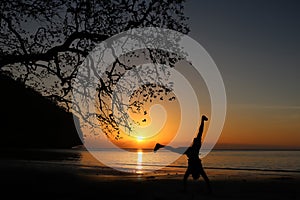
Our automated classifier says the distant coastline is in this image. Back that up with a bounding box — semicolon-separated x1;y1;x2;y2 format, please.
70;146;300;152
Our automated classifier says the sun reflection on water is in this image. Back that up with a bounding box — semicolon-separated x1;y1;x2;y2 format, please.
136;150;143;174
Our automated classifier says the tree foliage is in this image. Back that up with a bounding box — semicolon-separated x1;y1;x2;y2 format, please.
0;0;189;139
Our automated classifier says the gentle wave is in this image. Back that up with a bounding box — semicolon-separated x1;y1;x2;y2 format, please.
1;149;300;174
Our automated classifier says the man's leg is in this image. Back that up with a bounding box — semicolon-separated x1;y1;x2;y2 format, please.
196;115;208;140
200;168;212;194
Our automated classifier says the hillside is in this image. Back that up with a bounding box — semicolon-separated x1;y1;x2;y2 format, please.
0;74;83;149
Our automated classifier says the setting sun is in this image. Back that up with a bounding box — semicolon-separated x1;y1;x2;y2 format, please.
136;136;144;142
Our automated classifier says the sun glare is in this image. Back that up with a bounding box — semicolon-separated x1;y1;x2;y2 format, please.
136;136;144;142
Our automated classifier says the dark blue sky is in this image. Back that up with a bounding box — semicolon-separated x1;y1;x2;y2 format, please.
184;0;300;107
183;0;300;147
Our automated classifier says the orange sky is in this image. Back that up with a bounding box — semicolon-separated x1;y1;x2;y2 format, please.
78;32;300;150
218;104;300;149
81;60;300;150
82;102;300;150
109;94;182;149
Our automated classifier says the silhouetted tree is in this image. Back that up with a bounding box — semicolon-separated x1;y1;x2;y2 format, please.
0;0;189;139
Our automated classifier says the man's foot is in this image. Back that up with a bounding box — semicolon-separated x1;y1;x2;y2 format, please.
202;115;208;121
154;143;164;152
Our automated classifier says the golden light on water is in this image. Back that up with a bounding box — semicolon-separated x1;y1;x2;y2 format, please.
136;150;143;174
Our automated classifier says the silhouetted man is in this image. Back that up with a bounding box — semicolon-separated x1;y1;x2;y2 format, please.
154;115;212;193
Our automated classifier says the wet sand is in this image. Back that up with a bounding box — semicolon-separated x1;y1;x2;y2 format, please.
1;159;299;200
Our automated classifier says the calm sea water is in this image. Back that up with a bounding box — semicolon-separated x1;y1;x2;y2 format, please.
79;149;300;174
2;149;300;175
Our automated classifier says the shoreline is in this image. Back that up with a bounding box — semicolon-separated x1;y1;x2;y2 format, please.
1;159;300;200
1;148;300;199
2;157;300;175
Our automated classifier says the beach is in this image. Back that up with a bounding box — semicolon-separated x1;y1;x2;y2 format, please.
1;149;300;199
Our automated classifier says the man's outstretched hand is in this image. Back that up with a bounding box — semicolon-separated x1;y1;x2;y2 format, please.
154;143;164;152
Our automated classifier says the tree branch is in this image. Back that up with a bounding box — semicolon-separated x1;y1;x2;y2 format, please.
0;31;109;68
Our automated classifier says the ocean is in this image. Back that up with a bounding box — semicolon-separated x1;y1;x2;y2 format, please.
2;148;300;175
